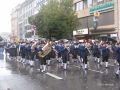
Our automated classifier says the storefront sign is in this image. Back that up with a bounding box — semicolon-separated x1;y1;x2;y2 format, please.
73;29;88;35
89;1;114;14
100;34;107;37
110;34;117;37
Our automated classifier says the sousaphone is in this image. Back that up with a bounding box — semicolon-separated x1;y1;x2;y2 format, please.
38;41;53;58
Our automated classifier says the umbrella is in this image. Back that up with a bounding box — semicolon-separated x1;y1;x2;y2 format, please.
0;36;3;41
107;37;117;43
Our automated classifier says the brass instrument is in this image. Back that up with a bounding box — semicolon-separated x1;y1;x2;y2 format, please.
65;45;70;53
85;43;91;54
98;41;103;48
107;45;113;53
63;44;70;52
31;41;39;52
99;41;103;45
38;41;53;58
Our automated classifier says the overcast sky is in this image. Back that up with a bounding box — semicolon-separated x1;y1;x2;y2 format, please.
0;0;25;33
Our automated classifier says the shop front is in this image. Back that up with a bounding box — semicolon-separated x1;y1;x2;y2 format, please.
90;28;117;41
73;28;92;42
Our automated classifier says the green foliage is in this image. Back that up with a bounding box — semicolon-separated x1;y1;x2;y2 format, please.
28;0;80;40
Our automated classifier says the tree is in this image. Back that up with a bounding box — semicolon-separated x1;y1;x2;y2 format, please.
28;0;80;40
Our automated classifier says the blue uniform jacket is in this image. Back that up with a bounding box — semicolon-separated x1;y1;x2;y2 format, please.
16;44;19;49
78;45;81;55
70;45;75;53
36;46;42;52
101;46;109;56
93;44;99;53
55;45;59;52
19;45;22;52
58;45;63;53
25;45;31;55
20;45;25;53
60;46;69;57
113;46;118;55
116;47;120;60
80;45;88;57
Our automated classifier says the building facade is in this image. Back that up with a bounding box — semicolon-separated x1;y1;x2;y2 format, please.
17;0;46;40
73;0;119;41
18;0;36;39
11;5;20;40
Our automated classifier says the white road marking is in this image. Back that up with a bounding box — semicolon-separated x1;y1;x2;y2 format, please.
74;65;104;73
45;72;63;79
88;69;104;73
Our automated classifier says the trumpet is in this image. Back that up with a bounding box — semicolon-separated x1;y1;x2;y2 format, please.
106;45;113;53
64;45;70;52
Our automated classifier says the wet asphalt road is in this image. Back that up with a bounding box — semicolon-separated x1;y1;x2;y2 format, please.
0;53;120;90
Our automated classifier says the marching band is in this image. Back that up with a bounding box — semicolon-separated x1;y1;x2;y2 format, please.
1;39;120;78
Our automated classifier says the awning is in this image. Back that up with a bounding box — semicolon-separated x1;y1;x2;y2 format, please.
90;28;115;33
107;37;117;42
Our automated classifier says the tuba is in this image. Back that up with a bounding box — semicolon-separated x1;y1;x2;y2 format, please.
38;41;53;58
31;41;39;52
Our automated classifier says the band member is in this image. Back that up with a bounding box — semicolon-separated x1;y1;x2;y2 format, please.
78;41;83;65
45;51;51;66
113;43;118;64
80;42;89;70
61;43;69;70
18;42;22;56
100;42;109;68
25;42;31;64
30;41;36;67
115;43;120;78
49;44;56;65
20;42;26;62
70;43;78;62
39;41;47;72
36;42;41;60
55;42;59;61
93;41;101;63
57;42;63;65
9;42;17;60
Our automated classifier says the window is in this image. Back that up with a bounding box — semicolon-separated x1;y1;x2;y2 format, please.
75;1;83;11
28;4;29;8
83;0;88;9
30;3;32;7
28;11;30;16
80;1;83;10
26;19;27;24
93;0;97;6
97;0;104;4
32;8;34;14
31;9;32;15
75;2;79;11
88;0;93;7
